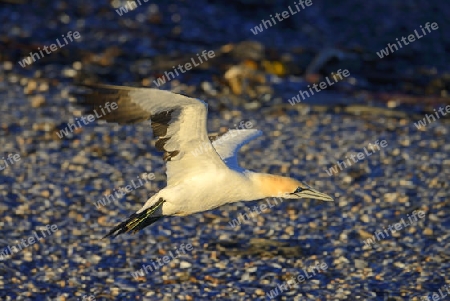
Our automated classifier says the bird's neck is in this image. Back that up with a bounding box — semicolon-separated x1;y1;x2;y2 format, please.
246;172;298;199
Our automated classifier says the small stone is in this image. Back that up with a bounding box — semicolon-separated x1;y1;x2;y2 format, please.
360;214;370;223
394;262;405;269
354;259;367;269
424;228;433;235
3;61;13;70
31;95;45;108
111;288;120;296
180;261;191;268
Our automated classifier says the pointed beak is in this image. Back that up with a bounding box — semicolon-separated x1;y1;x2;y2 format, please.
295;188;334;202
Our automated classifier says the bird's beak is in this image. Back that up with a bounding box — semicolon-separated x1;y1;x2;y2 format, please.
295;188;334;202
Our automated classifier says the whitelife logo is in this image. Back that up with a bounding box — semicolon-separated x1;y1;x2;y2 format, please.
266;262;328;299
250;0;313;35
325;140;388;176
115;0;149;16
192;121;253;157
0;224;58;260
56;102;118;139
80;295;96;301
130;243;193;279
376;22;439;59
153;50;215;87
0;153;21;171
287;69;350;105
228;197;283;228
94;173;155;209
414;105;450;130
18;31;81;67
411;284;450;301
363;210;425;248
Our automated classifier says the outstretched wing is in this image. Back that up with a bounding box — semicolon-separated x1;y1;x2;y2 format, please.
78;84;227;186
212;129;262;172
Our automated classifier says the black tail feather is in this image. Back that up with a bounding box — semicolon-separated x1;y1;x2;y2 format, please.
103;198;165;239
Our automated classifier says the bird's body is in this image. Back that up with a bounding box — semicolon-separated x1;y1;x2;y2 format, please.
78;84;333;238
146;170;251;216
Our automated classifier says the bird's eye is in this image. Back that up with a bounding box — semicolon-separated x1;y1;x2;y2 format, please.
294;187;303;193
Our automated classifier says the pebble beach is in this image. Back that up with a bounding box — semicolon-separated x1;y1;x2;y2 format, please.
0;0;449;300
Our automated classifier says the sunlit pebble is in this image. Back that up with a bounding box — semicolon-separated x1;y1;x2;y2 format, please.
110;0;121;8
399;180;413;187
111;288;120;296
339;199;348;207
305;154;314;160
73;61;82;70
72;228;82;235
38;82;48;92
15;203;29;214
399;138;410;147
3;61;12;70
180;261;192;269
241;273;249;281
387;100;398;108
285;225;294;235
22;250;33;262
25;80;37;94
343;176;352;184
399;118;409;126
62;68;77;78
30;95;45;108
201;81;217;95
407;226;417;234
172;13;181;22
255;289;265;296
59;14;70;24
423;228;433;235
215;262;226;269
360;215;370;223
141;78;151;86
89;255;102;264
339;232;348;241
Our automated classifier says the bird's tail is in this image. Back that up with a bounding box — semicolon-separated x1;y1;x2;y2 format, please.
103;198;166;239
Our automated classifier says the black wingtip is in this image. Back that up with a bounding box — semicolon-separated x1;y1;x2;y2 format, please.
103;198;166;239
102;214;138;239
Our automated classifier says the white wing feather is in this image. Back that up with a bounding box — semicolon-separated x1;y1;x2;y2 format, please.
212;129;262;172
83;85;228;186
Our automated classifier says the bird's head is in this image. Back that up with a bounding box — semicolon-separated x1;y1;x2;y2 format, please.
252;173;334;202
282;180;334;201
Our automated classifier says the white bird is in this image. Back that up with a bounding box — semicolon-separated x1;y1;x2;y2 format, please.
79;84;334;239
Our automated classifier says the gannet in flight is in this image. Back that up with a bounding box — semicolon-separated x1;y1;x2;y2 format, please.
79;84;334;239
